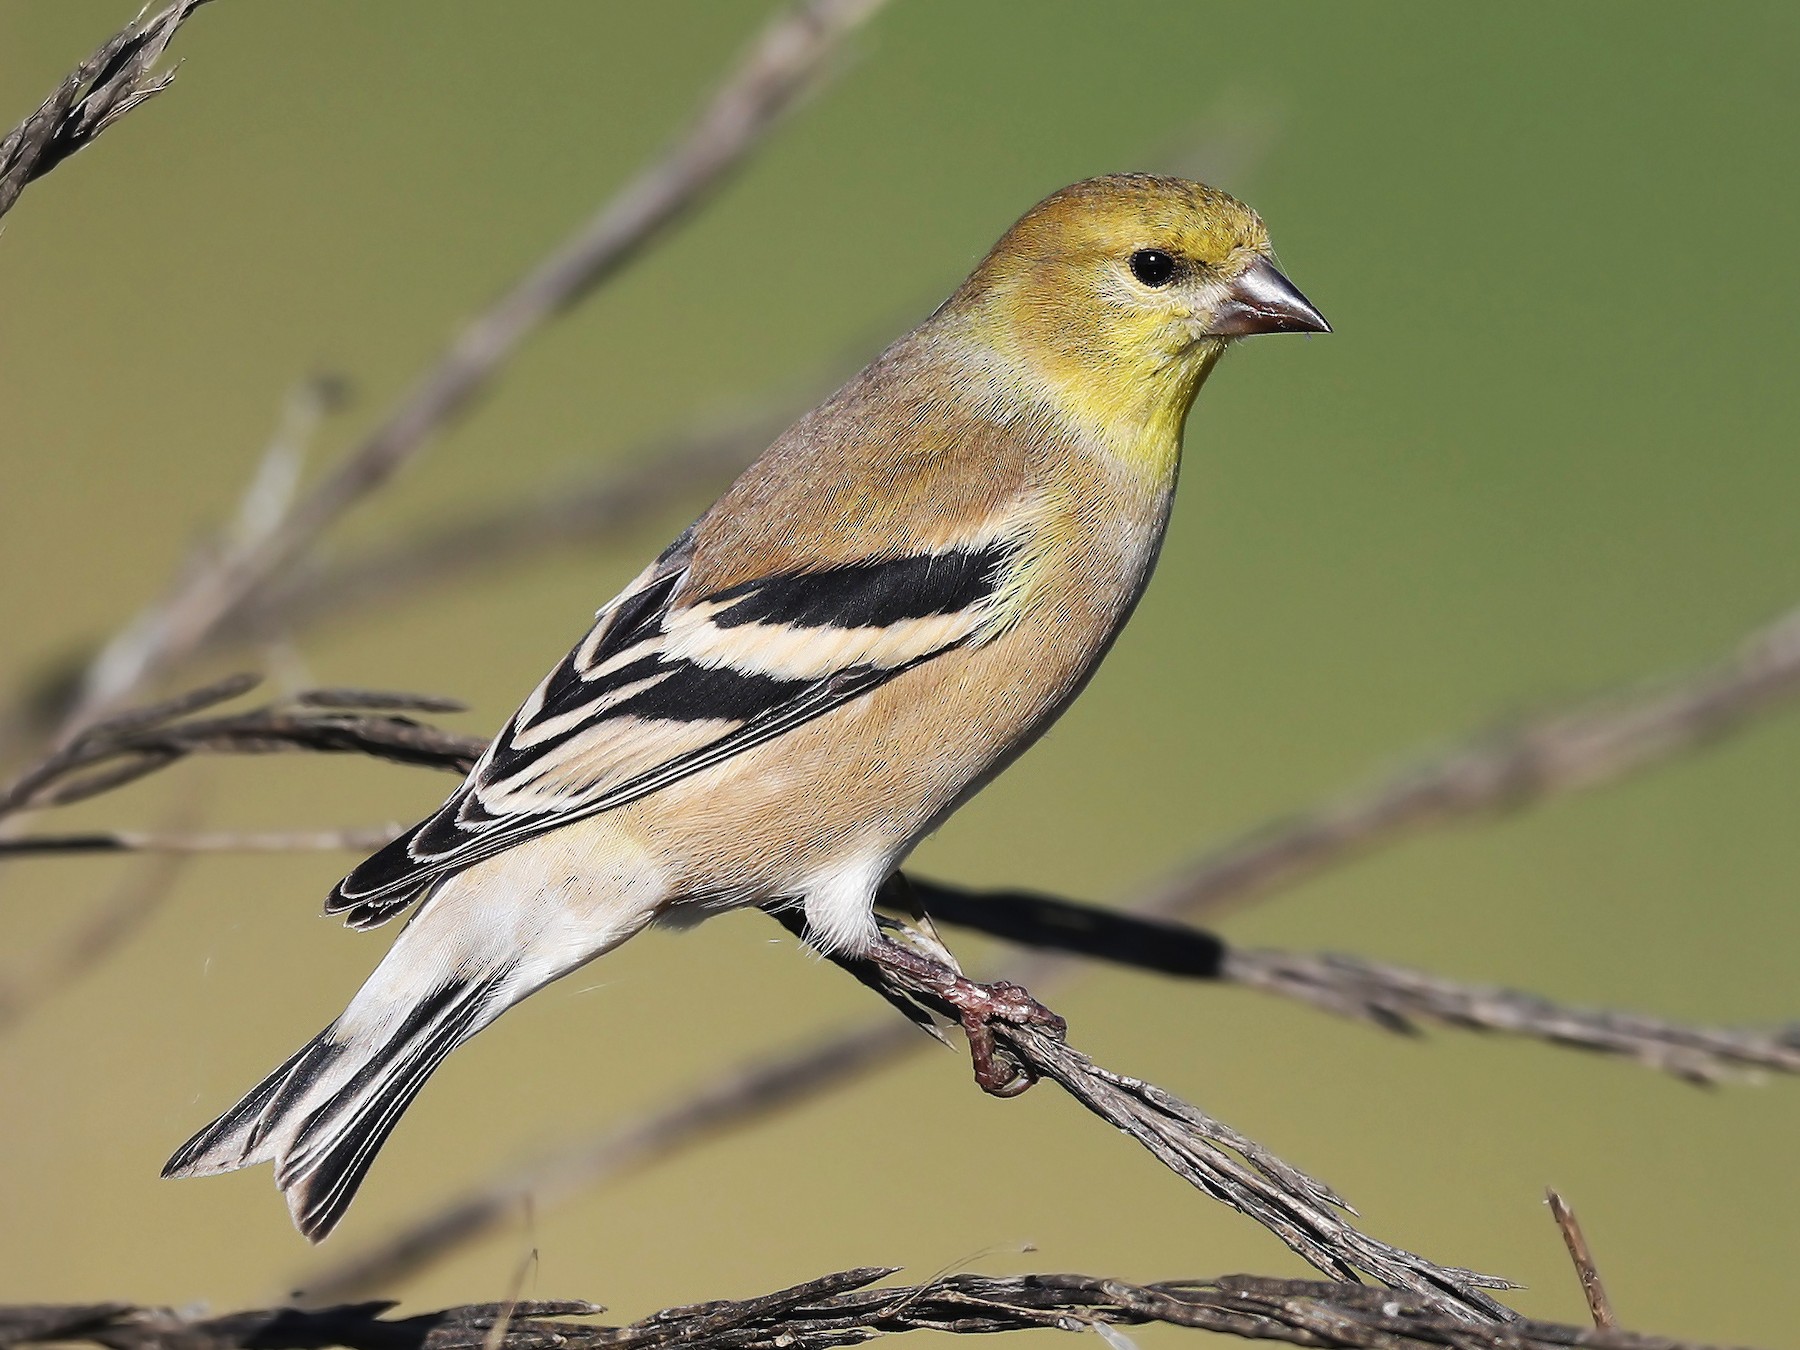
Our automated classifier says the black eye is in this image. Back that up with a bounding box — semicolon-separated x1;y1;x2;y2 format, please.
1128;248;1177;287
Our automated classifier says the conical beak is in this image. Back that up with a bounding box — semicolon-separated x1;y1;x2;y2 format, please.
1206;256;1330;337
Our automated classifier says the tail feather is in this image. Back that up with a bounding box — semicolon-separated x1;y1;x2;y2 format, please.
161;969;509;1242
164;829;669;1239
162;1031;330;1179
276;973;505;1240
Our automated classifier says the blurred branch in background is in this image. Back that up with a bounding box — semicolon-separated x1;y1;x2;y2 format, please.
1139;600;1800;925
0;0;213;224
226;411;790;645
0;1266;1744;1350
0;391;818;757
48;0;889;738
0;675;479;824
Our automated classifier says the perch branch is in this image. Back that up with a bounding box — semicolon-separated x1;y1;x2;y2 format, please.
0;0;213;223
800;924;1514;1320
0;1267;1750;1350
57;0;888;732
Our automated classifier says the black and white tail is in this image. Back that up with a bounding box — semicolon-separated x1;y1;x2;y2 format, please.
163;962;513;1241
165;826;667;1239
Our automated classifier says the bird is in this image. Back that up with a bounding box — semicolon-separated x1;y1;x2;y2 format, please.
163;173;1328;1240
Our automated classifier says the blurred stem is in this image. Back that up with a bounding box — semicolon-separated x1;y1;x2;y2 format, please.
53;0;891;738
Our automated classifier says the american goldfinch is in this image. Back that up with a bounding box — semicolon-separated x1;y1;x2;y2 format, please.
164;174;1327;1239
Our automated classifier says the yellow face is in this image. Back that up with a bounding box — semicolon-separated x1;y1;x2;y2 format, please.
949;175;1323;468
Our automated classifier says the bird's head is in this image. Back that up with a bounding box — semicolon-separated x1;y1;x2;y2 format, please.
948;174;1327;456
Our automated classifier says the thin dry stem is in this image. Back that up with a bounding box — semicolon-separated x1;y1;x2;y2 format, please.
904;881;1800;1083
0;0;213;222
0;825;404;857
1547;1189;1618;1331
1221;947;1800;1084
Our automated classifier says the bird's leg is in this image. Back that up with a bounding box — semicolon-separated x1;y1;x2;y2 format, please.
764;887;1068;1096
878;870;961;972
862;932;1067;1098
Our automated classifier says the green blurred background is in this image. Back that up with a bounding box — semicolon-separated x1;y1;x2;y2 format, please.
2;2;1796;1344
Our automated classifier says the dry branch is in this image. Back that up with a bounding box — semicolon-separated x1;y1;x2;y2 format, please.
301;877;1799;1298
0;0;212;223
0;674;480;822
1220;947;1800;1084
1547;1189;1618;1332
1;658;1791;1297
58;0;888;733
803;924;1513;1320
0;1267;1749;1350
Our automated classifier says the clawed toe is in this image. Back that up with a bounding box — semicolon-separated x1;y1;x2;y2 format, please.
864;934;1068;1097
943;978;1066;1096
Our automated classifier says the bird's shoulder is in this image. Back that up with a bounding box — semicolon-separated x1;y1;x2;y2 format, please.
681;333;1062;597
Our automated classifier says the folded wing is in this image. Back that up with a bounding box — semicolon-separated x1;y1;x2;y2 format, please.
325;535;1020;929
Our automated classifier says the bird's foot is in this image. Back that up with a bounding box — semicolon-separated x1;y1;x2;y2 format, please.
869;937;1066;1097
942;977;1067;1097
